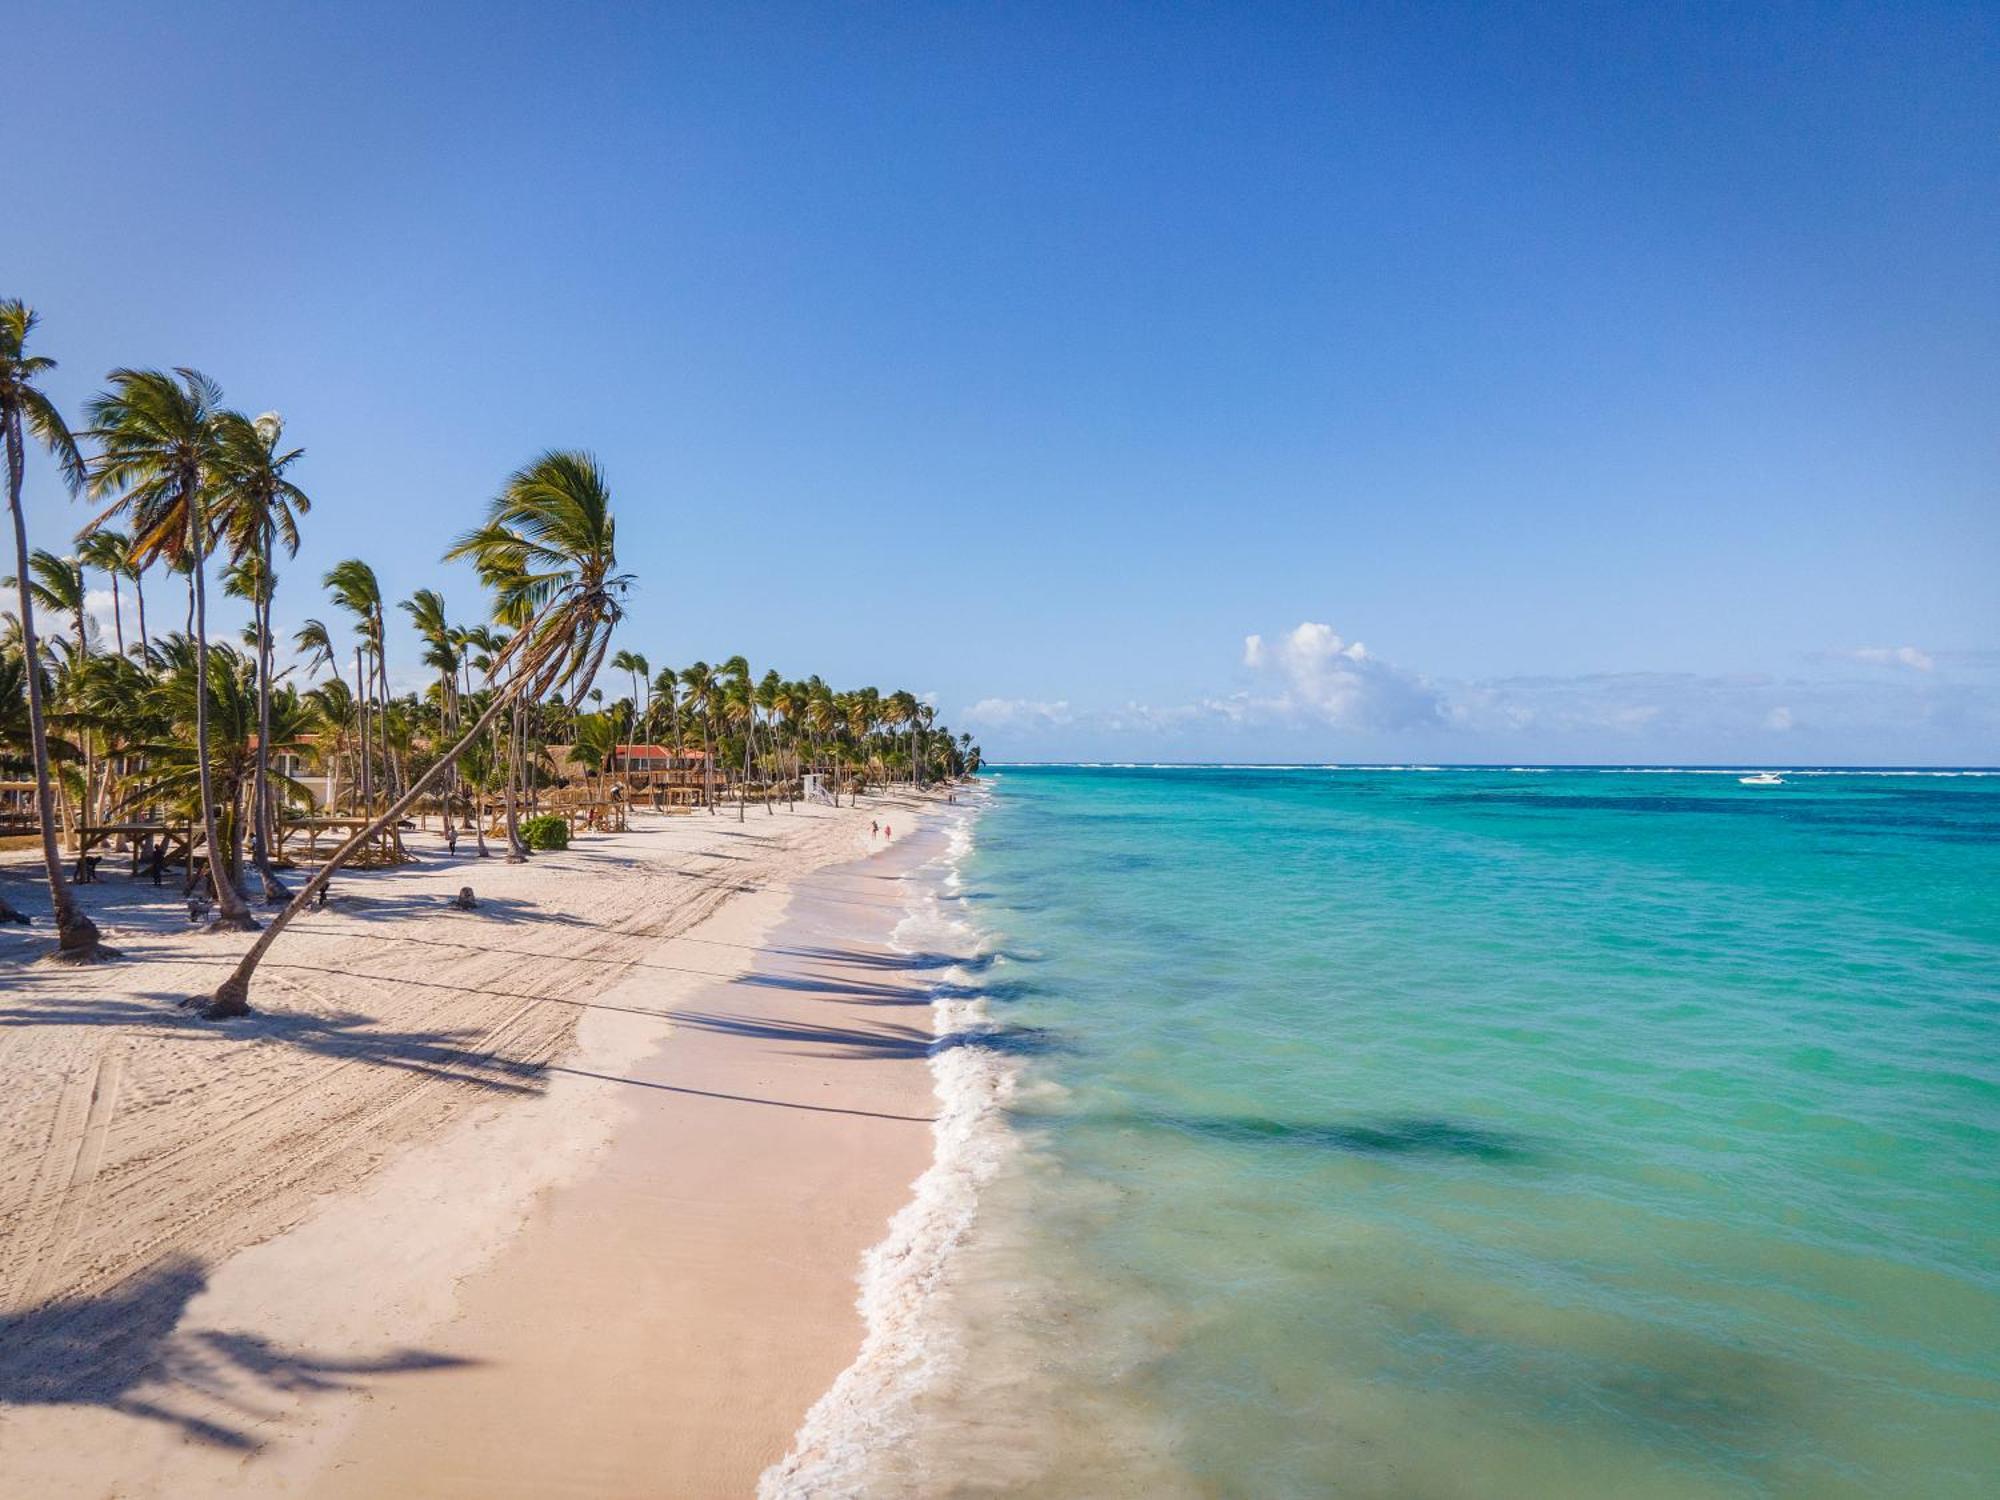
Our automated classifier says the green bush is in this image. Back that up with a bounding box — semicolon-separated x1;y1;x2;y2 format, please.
520;814;570;851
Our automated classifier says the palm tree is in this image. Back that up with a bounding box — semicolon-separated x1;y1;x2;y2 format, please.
4;549;89;653
76;526;149;656
885;690;919;789
680;660;718;812
454;723;499;856
769;675;802;807
294;617;337;679
571;709;618;819
75;529;131;655
0;300;109;960
324;558;390;808
8;552;105;830
198;448;630;1017
215;411;309;900
844;691;873;804
124;640;313;886
721;654;758;822
401;587;464;834
610;648;648;786
85;366;258;931
804;680;836;792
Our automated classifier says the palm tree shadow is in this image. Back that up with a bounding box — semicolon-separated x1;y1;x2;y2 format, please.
247;1009;547;1095
308;891;589;927
0;994;546;1098
0;1255;473;1450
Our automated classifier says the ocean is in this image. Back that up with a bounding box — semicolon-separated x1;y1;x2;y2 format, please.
778;766;2000;1498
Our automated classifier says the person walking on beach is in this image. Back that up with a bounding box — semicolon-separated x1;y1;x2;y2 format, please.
871;820;879;838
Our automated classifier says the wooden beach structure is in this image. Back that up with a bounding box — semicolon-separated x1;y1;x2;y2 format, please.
0;779;39;836
276;815;407;868
548;743;716;812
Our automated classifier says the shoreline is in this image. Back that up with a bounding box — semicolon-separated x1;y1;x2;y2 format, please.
0;792;956;1498
761;796;1012;1497
308;808;956;1496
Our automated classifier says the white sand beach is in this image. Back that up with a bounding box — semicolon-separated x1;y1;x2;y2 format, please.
0;793;945;1498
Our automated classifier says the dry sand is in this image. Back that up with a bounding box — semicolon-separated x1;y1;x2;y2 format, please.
0;792;943;1498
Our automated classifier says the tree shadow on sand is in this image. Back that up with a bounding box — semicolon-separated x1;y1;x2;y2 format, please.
664;1009;1063;1061
769;945;1037;973
299;891;592;927
0;1255;473;1449
0;996;546;1097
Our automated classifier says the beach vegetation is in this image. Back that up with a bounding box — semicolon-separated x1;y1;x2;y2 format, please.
1;295;981;1004
519;813;569;851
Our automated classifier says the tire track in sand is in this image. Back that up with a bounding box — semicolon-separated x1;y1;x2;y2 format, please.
16;1049;126;1310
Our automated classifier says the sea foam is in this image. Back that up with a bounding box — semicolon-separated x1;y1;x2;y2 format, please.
759;796;1016;1499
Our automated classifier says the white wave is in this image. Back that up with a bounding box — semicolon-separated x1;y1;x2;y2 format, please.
759;802;1018;1500
989;762;1992;776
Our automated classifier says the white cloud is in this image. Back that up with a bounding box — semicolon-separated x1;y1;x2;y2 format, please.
1241;622;1443;731
965;624;2000;762
964;696;1072;729
1850;646;1934;672
84;589;122;650
1607;704;1662;731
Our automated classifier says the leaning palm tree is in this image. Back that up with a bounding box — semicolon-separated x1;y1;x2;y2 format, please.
294;616;337;679
84;367;258;930
215;411;309;900
195;448;630;1017
3;549;89;653
0;299;109;960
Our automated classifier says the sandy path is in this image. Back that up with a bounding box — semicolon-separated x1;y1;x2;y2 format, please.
0;796;929;1497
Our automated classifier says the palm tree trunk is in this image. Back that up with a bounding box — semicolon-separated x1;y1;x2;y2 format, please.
703;713;716;814
250;535;288;901
188;489;257;931
376;620;401;800
75;601;97;833
353;646;370;813
132;568;147;654
228;786;247;887
668;697;682;808
4;411;108;961
503;698;527;861
109;572;124;655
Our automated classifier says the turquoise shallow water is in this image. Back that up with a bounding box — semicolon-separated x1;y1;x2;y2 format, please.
887;767;2000;1498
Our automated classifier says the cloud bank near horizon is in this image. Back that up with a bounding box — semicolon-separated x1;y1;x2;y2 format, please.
963;623;2000;764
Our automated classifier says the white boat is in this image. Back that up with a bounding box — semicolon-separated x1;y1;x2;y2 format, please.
1739;772;1785;786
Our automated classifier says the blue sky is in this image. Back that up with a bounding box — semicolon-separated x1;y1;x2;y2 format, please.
12;2;1997;763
